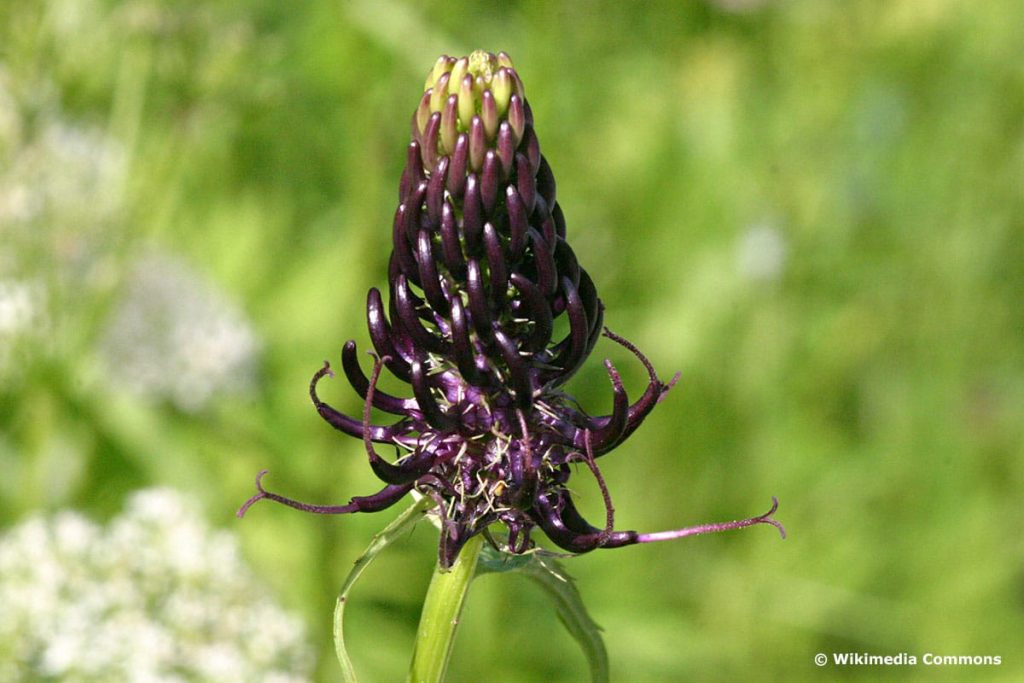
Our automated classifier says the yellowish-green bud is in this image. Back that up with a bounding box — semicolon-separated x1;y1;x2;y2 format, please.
421;50;523;144
491;69;512;118
458;75;475;131
449;57;469;95
425;55;455;93
413;50;535;181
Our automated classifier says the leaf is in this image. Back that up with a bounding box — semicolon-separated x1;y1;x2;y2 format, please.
477;550;609;683
333;497;434;683
475;542;532;573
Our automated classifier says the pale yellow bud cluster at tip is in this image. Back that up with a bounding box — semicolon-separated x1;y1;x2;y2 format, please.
413;50;530;173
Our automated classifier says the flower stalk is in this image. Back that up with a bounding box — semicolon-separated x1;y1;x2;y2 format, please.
408;534;484;683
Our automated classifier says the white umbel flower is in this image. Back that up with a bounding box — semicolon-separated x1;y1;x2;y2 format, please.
0;489;312;682
99;253;261;413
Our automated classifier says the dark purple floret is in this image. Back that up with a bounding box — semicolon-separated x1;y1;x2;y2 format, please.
239;51;784;568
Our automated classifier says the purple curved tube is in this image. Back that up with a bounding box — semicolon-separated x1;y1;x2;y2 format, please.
527;227;556;296
465;259;494;341
403;181;427;244
448;296;486;386
510;272;552;352
505;185;528;261
366;287;412;381
416;229;449;315
401;141;425;201
496;121;515;179
309;363;409;445
340;340;417;415
394;274;446;355
469;116;486;173
548;276;589;382
507;94;526;146
392;205;420;284
481;150;501;216
426;155;448;227
439;200;465;274
447;133;469;199
493;327;534;410
237;470;413;518
552;202;567;241
440;94;458;156
531;491;636;553
482;222;508;308
515;152;536;214
480;89;499;140
410;357;456;431
553;237;581;290
462;174;484;255
536;156;556;208
522;127;541;176
577;360;629;453
421;112;441;171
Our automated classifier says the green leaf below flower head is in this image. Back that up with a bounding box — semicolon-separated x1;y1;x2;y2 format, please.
476;548;610;683
476;542;533;573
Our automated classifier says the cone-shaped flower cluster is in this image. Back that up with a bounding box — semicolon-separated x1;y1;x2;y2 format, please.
239;51;784;568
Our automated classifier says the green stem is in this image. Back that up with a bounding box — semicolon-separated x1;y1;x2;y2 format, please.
407;535;485;683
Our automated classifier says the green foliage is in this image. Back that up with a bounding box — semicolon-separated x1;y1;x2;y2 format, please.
2;1;1022;681
333;498;433;683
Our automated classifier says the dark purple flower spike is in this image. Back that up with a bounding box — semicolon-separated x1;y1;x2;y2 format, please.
239;50;784;568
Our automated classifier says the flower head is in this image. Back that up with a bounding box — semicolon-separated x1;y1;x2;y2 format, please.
240;51;784;568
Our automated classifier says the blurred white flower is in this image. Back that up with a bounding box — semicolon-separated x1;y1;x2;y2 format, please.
1;66;126;375
99;253;261;412
0;279;50;377
736;222;788;283
1;69;260;403
0;488;313;682
0;279;44;339
0;67;125;249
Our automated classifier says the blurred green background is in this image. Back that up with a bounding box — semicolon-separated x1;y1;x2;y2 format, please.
2;0;1022;681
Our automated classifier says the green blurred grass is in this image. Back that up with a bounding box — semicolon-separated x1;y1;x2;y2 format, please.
2;0;1022;681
